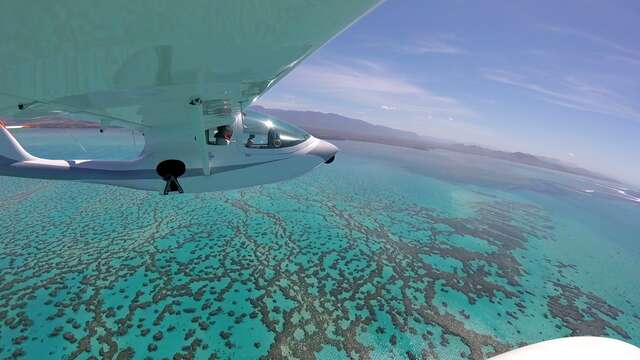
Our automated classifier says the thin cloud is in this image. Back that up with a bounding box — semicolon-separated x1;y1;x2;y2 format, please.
268;58;472;115
258;58;493;142
483;69;640;122
526;49;548;57
363;34;467;56
292;62;428;96
540;25;640;59
401;40;466;55
608;55;640;67
255;96;311;112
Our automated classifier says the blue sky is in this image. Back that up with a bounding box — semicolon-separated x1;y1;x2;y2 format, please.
257;0;640;185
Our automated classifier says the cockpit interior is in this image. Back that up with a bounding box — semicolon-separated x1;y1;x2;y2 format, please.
205;111;310;149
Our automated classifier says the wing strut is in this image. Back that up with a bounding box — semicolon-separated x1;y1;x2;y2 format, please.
189;97;211;176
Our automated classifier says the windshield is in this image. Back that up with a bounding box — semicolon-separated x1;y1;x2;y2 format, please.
240;111;309;149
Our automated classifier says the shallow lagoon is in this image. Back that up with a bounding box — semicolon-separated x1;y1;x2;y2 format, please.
0;131;639;359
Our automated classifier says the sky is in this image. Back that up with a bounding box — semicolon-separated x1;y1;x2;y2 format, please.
257;0;640;186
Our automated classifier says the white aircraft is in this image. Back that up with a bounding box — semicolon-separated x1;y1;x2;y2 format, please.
0;1;638;358
0;1;361;194
0;109;337;194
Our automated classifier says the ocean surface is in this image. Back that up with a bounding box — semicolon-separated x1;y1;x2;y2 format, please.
1;129;639;359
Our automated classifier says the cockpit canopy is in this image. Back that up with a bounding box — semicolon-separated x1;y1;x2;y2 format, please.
240;111;310;148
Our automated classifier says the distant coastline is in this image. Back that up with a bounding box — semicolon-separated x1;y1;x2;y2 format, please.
252;106;618;184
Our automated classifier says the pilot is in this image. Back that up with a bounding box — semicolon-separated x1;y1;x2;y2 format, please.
267;128;281;148
214;125;233;145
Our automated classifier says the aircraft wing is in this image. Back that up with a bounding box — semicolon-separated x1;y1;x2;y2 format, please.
0;0;382;128
490;336;640;360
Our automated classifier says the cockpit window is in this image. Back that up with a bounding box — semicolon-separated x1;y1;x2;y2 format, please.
241;111;309;148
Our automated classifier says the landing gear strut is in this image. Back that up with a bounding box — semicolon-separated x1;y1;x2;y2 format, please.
156;159;186;195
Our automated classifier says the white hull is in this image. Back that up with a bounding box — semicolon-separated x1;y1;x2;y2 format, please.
0;113;337;193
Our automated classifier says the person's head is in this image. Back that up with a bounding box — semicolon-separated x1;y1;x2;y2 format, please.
217;125;233;139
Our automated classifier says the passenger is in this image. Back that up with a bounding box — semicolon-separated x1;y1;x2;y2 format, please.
246;134;256;147
214;125;233;145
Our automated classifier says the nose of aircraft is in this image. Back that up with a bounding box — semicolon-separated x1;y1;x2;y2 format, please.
310;139;338;164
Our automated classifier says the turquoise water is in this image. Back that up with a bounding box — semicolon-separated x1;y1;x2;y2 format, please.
1;130;639;359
